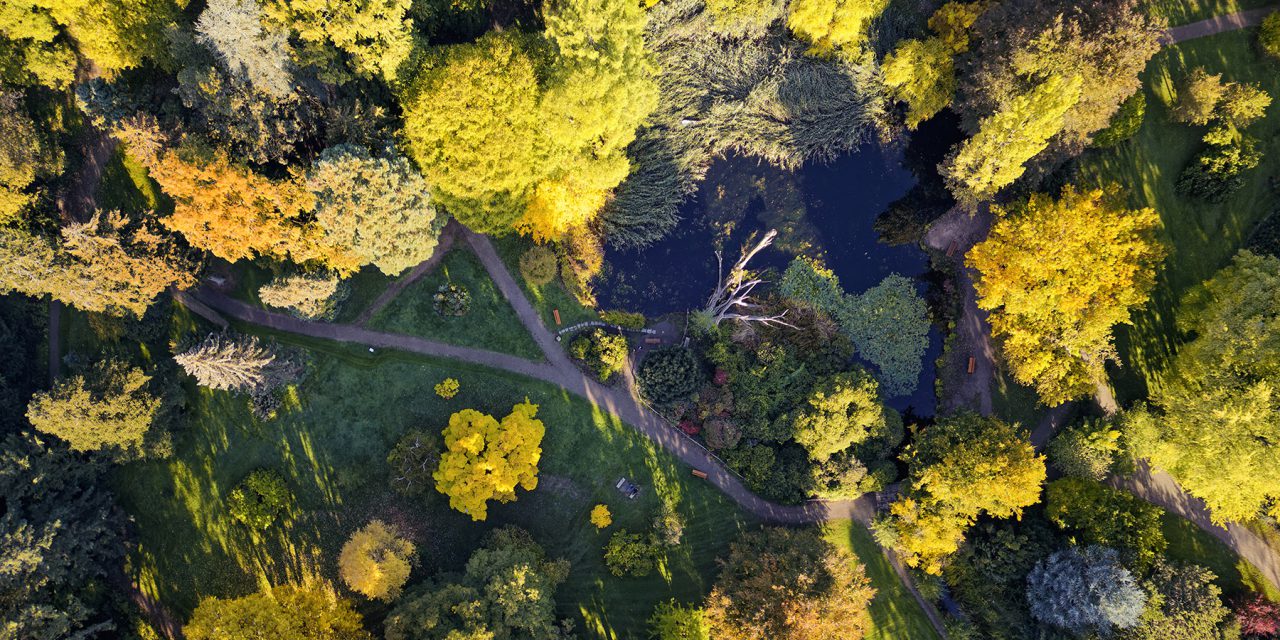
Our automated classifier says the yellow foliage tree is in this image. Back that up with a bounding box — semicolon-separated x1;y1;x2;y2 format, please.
968;186;1165;404
0;211;195;316
133;139;340;267
434;378;459;399
401;33;545;235
940;74;1082;208
518;173;613;243
876;413;1045;574
433;401;545;521
882;2;983;129
590;504;612;529
339;520;417;601
787;0;888;57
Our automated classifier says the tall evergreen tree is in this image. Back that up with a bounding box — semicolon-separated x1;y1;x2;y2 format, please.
174;333;280;392
0;434;124;639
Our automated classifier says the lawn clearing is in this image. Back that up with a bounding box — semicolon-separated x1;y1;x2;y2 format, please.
491;235;598;329
95;146;165;215
366;247;542;360
823;519;941;640
113;320;754;638
1079;28;1280;402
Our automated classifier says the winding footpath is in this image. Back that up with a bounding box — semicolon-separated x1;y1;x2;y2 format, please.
185;229;951;637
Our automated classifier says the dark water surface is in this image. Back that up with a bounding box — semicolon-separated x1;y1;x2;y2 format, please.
601;140;945;415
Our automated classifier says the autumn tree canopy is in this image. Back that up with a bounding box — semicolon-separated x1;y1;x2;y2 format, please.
705;527;875;640
1125;251;1280;524
26;361;160;455
306;144;445;275
967;185;1165;404
876;413;1045;574
940;73;1082;207
0;211;195;317
185;585;372;640
956;0;1164;160
385;526;571;640
434;401;546;520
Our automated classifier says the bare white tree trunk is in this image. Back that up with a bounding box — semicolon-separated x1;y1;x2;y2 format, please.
702;229;793;328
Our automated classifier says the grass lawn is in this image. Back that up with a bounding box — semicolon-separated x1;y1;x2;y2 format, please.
366;248;542;360
113;309;756;638
491;235;598;330
1145;0;1277;26
95;147;165;215
1079;28;1280;403
990;360;1047;431
1161;513;1280;601
823;519;941;640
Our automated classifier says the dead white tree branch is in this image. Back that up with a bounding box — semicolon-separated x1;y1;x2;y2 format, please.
702;229;793;328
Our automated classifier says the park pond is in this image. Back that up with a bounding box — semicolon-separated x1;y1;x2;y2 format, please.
599;122;960;416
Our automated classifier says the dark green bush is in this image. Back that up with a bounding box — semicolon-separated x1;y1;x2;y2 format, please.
1093;92;1145;147
1261;12;1280;59
1177;135;1262;202
599;309;645;329
432;283;471;316
604;529;659;577
227;469;291;530
518;245;557;286
637;347;702;402
569;329;629;382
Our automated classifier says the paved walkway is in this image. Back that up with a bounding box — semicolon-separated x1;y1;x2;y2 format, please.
1166;6;1278;43
923;205;995;415
1110;462;1280;591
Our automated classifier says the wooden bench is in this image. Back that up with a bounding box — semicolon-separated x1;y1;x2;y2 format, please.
644;337;662;345
691;469;708;479
967;356;976;374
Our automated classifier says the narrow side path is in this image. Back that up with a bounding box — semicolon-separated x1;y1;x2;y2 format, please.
190;287;556;382
461;229;572;367
1025;396;1280;593
353;220;462;326
1110;462;1280;591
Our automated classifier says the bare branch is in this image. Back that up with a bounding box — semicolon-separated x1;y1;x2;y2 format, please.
702;229;792;328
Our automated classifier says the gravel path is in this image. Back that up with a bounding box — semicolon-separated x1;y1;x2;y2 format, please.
923;205;995;415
